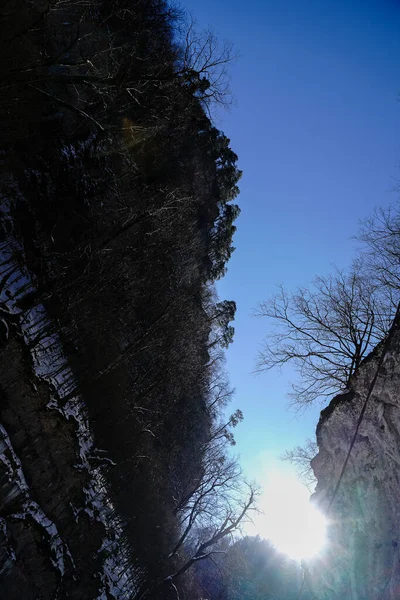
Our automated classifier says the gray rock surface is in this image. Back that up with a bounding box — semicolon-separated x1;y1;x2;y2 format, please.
308;315;400;599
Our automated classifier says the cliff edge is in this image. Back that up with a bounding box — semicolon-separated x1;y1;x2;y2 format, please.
309;312;400;599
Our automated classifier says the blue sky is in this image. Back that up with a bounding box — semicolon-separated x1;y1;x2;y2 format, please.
182;0;400;481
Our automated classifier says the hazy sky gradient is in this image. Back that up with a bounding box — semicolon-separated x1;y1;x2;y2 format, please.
182;0;400;481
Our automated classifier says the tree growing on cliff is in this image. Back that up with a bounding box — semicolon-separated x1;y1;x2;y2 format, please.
357;203;400;305
175;17;236;111
256;268;393;406
281;438;318;492
169;445;243;558
163;484;258;592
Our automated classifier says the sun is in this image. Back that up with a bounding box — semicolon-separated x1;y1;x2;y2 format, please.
249;468;327;561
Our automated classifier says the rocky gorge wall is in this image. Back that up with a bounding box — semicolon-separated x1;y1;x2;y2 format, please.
308;313;400;599
0;237;139;599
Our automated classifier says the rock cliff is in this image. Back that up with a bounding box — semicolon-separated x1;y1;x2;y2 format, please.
308;313;400;599
0;239;137;599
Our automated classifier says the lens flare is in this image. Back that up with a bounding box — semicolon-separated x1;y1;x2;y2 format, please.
250;469;327;560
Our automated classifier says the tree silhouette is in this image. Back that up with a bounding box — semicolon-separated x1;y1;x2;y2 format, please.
256;268;392;406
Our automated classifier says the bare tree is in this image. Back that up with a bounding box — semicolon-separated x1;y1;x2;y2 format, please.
175;16;236;110
163;483;258;592
169;404;244;558
357;203;400;303
256;268;393;407
170;443;243;558
208;409;243;446
204;366;235;419
281;438;318;492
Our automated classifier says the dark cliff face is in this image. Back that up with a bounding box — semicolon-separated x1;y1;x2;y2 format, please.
0;247;136;598
308;316;400;600
0;1;243;598
0;329;105;599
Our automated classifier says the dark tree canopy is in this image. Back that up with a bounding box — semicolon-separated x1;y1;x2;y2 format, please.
0;0;245;598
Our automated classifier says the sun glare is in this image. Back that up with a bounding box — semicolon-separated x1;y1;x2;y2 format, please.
250;469;327;561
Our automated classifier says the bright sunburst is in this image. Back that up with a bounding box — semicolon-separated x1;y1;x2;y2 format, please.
249;468;327;561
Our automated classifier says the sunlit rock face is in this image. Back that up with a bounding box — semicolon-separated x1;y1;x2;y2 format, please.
308;317;400;599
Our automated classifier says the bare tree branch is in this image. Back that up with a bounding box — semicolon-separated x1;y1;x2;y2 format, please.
281;438;318;492
164;484;258;585
255;267;394;406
